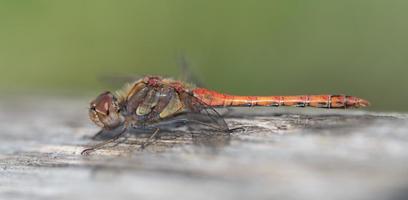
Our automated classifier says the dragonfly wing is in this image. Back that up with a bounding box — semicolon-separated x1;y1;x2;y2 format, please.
142;89;231;147
179;90;230;132
174;90;230;147
178;54;206;88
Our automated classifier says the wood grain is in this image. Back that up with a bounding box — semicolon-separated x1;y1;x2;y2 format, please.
0;97;407;200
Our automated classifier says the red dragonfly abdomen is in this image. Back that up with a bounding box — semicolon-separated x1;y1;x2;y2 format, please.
192;88;370;108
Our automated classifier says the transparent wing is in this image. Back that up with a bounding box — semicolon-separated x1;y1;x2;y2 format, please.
179;90;229;131
178;54;206;88
177;90;231;147
137;89;230;147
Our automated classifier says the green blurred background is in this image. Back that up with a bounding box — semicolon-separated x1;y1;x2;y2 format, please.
0;0;407;111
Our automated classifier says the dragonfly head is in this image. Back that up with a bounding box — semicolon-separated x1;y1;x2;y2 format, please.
89;91;124;129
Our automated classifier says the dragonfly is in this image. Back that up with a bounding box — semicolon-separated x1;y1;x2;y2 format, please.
82;75;369;155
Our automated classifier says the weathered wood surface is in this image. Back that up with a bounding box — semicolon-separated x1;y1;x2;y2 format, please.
1;97;408;200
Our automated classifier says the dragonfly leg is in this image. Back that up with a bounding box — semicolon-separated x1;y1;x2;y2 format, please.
91;129;105;140
140;128;160;150
111;135;129;148
81;128;127;155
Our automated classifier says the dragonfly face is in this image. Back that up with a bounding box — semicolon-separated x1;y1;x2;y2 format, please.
89;91;123;129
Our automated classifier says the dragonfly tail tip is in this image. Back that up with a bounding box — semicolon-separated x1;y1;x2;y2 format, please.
358;98;370;107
